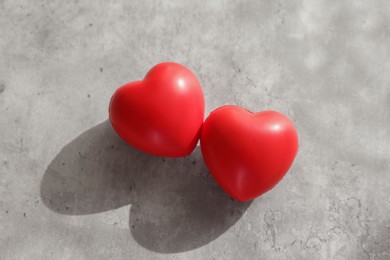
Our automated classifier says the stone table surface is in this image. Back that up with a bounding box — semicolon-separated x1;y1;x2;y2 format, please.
1;1;390;259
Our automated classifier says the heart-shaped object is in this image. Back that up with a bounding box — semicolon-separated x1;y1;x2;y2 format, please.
200;105;298;201
109;62;204;157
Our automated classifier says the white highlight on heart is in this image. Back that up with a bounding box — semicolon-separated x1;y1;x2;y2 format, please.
178;79;185;89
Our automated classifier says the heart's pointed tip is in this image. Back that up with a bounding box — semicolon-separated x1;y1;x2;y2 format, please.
160;149;194;158
227;192;256;202
233;196;254;203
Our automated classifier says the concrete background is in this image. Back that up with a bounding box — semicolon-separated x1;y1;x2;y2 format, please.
1;0;390;259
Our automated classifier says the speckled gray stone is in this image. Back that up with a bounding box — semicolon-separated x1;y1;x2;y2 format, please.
1;1;390;259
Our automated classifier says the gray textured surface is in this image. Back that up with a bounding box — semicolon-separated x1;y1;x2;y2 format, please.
1;0;390;259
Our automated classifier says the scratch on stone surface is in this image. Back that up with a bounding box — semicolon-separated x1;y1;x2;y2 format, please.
245;75;257;88
0;83;5;93
263;210;278;249
18;138;24;153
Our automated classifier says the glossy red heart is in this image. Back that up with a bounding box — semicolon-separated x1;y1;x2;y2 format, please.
109;62;204;157
200;106;298;201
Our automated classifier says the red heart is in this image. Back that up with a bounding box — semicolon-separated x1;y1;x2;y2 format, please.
200;106;298;201
109;62;204;157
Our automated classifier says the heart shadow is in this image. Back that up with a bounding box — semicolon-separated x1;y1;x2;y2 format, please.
40;120;252;253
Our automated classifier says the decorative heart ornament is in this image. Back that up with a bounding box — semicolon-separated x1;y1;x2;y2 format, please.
200;105;298;201
109;62;204;157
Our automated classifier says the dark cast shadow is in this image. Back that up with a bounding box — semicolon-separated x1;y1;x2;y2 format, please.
40;120;252;253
